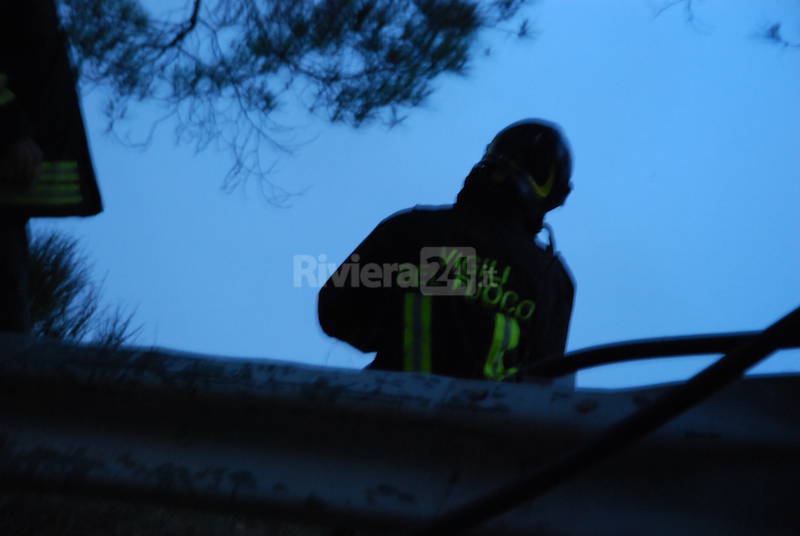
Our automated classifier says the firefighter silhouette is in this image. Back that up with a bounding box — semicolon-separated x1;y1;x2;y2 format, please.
319;120;575;382
1;1;102;332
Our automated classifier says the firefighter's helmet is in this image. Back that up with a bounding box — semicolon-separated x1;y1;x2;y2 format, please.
483;119;573;213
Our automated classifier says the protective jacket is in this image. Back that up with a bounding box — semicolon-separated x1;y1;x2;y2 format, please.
0;0;101;217
318;198;574;382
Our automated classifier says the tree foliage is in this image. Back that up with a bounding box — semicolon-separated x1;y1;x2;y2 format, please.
57;0;531;194
28;231;140;348
655;0;800;48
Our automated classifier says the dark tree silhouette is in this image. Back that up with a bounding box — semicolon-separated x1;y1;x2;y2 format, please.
57;0;531;196
655;0;800;48
28;231;140;348
762;22;800;48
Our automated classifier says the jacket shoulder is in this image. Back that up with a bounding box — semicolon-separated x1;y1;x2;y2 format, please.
377;204;455;228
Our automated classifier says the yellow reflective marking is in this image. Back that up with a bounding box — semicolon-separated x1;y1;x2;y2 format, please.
403;293;433;374
32;184;80;193
484;313;521;382
39;173;80;184
509;318;520;350
42;161;78;171
1;157;83;206
484;314;506;380
531;166;555;199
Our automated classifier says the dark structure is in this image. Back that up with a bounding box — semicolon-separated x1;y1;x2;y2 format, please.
0;0;101;333
319;119;574;382
1;319;798;535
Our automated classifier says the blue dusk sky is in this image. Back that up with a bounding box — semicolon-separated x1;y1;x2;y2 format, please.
36;0;799;388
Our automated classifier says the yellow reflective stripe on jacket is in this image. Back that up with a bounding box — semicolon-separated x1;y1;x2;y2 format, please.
0;73;14;106
484;313;521;381
31;184;79;193
39;161;80;184
403;292;432;373
0;160;82;206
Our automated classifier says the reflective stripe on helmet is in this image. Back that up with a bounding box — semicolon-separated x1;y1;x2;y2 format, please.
403;292;432;373
483;119;573;211
530;166;555;199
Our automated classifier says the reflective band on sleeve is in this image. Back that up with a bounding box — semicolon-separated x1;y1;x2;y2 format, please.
40;162;79;182
31;184;80;193
40;162;80;185
0;161;82;207
37;173;80;184
403;293;433;373
484;313;521;381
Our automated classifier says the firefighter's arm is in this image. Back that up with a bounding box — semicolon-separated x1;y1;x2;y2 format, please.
520;253;575;381
542;253;575;356
546;278;574;359
318;219;398;353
